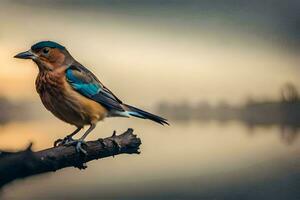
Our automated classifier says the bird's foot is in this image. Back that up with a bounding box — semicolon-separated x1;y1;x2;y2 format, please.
65;139;88;155
54;136;74;147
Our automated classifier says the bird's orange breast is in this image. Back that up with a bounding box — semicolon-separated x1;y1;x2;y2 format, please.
36;69;108;127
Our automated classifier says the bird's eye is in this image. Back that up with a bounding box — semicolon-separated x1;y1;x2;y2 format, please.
42;48;50;54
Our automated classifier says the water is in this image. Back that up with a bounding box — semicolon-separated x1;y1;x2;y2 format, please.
1;118;300;199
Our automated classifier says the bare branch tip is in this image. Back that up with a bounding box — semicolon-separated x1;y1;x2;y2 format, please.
26;142;33;152
112;130;117;137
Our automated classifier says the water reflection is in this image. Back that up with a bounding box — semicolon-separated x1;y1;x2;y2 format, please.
279;126;300;145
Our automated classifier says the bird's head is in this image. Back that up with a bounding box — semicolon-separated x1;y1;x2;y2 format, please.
14;41;73;71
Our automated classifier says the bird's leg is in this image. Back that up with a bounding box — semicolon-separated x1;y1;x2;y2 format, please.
54;127;82;147
66;124;96;155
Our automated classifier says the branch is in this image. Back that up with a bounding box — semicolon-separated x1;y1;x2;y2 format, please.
0;128;141;188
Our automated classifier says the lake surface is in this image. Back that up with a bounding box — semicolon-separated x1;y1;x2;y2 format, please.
1;118;300;199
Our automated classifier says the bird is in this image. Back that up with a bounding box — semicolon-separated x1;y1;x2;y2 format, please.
14;41;168;154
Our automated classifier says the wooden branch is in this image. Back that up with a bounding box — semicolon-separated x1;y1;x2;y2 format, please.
0;128;141;188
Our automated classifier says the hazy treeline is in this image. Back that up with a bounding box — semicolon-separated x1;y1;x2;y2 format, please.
157;83;300;127
157;100;300;125
0;96;33;124
0;96;14;124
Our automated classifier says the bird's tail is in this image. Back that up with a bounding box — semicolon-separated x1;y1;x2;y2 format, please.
124;104;169;126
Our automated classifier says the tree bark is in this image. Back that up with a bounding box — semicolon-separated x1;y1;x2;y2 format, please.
0;128;141;188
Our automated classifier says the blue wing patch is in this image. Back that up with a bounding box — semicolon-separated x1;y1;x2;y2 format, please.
65;65;125;112
66;69;100;97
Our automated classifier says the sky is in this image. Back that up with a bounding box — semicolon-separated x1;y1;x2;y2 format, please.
0;0;299;106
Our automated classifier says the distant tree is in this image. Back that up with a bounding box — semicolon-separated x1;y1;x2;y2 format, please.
281;83;299;102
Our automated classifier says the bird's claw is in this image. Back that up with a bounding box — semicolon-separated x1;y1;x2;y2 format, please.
54;136;74;147
64;139;88;155
54;139;63;147
76;140;88;155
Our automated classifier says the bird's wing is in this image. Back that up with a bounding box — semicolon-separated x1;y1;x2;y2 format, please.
65;63;124;111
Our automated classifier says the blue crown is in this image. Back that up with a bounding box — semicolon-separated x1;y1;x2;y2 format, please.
31;41;66;51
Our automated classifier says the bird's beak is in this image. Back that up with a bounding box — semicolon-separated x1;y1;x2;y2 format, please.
14;50;35;59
